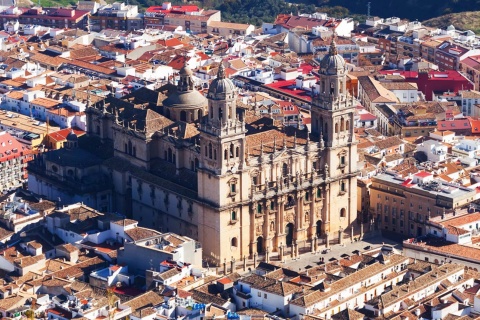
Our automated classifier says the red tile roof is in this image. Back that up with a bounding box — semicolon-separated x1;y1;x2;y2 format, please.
415;171;432;178
48;128;85;143
264;79;313;103
168;55;187;71
0;132;28;161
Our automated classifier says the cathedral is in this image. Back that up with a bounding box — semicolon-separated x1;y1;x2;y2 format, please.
28;40;358;265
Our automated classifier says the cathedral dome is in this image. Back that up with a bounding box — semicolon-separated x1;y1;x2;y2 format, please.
207;63;236;100
179;63;194;76
319;39;346;76
163;90;207;109
66;130;78;142
163;63;207;109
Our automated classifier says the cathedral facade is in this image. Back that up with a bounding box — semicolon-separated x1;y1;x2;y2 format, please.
32;40;358;265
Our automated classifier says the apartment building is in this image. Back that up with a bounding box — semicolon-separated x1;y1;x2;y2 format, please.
144;2;220;33
89;2;143;31
207;21;255;38
370;171;477;237
18;7;89;30
0;132;32;193
460;55;480;91
435;41;480;71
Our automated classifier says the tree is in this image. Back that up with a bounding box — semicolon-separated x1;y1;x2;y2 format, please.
107;286;118;320
25;310;35;320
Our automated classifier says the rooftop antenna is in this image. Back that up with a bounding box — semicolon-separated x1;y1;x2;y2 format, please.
367;2;371;19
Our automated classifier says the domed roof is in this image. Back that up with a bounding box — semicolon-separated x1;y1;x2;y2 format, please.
319;38;346;76
163;62;207;109
66;129;78;141
163;90;207;109
179;63;194;76
447;25;455;31
207;63;236;99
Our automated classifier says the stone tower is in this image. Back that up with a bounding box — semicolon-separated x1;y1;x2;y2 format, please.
311;38;358;240
197;63;249;260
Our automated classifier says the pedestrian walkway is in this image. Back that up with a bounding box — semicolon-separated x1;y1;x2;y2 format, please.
228;234;401;275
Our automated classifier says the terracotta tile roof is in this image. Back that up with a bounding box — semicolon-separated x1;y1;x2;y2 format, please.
380;82;418;91
14;253;45;268
123;291;163;311
56;243;79;253
0;246;25;263
373;136;404;150
48;128;85;143
125;227;161;241
445;225;470;235
291;254;409;307
0;295;26;311
111;218;137;226
359;76;399;103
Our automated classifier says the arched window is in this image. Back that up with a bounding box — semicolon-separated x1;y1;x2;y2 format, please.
335;123;339;133
133;147;136;157
236;146;240;157
231;211;236;221
282;163;289;176
224;149;228;160
128;141;132;155
270;221;275;231
218;107;223;120
340;118;345;131
340;208;346;217
214;149;217;160
346;120;350;131
208;143;212;159
330;81;334;94
205;145;208;156
180;110;187;122
230;143;234;157
168;148;172;162
125;143;128;154
194;158;199;171
231;237;238;247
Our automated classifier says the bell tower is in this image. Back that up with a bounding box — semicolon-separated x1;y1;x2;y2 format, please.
197;63;249;264
311;38;358;237
199;63;247;180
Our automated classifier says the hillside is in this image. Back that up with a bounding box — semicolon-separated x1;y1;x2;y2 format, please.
422;11;480;34
310;0;480;21
210;0;480;26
